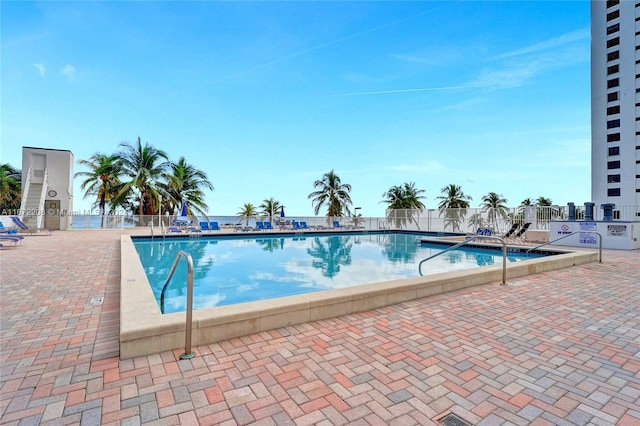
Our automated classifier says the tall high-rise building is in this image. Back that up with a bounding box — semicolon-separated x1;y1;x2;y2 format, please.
591;0;640;218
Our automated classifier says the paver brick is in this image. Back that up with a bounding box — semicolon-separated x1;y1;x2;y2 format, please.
1;230;639;425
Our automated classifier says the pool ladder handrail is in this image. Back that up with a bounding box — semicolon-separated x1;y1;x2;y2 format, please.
418;235;507;285
525;230;602;263
159;250;196;360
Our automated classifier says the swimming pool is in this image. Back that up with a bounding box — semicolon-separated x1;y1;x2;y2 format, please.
133;232;540;314
120;231;597;358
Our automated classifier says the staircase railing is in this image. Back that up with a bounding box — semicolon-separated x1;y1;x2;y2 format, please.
36;168;49;229
19;167;32;217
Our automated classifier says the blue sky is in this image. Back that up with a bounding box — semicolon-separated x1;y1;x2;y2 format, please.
2;1;591;217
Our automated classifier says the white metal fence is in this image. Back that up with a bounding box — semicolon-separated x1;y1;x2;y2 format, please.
69;205;639;232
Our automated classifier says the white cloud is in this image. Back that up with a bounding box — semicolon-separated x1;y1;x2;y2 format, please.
461;28;590;91
471;62;539;90
494;28;590;60
60;64;76;81
33;63;46;78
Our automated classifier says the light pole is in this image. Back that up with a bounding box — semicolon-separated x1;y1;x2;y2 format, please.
158;195;162;226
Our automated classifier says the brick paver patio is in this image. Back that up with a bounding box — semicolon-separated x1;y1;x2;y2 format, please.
1;230;639;425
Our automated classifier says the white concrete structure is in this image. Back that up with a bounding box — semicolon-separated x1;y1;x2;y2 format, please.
590;0;640;217
21;147;74;230
549;220;640;250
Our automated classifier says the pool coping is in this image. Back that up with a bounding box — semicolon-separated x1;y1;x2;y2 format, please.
120;234;598;359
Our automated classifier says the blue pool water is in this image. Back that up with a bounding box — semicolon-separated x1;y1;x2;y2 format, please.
133;232;542;314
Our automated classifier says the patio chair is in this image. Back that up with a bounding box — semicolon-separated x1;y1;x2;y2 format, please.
513;222;532;240
502;223;519;239
167;226;182;233
10;216;51;234
256;222;265;231
210;222;221;231
300;221;309;230
0;236;22;246
292;221;301;230
333;221;344;229
199;222;211;231
0;232;24;240
263;221;273;230
0;221;19;235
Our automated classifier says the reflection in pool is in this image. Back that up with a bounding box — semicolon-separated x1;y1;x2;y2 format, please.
133;233;538;314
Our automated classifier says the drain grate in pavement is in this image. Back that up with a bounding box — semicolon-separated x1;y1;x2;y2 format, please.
90;297;104;306
439;413;473;426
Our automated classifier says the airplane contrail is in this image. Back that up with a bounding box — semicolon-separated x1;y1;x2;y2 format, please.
337;83;493;97
160;6;439;101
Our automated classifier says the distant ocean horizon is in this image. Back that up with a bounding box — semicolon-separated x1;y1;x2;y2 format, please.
69;214;288;230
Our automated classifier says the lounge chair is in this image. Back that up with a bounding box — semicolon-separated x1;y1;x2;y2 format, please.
199;222;211;231
300;221;309;230
0;236;22;246
292;221;301;230
513;222;532;240
0;232;24;241
10;216;51;234
187;226;202;233
167;226;182;233
502;223;519;239
263;222;273;230
256;222;265;231
0;222;19;235
210;222;221;231
476;228;493;236
333;221;343;229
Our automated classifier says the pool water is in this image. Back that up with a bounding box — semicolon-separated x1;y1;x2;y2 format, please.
133;233;539;314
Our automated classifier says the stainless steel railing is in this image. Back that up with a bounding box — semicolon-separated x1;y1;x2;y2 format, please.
418;235;507;285
159;250;196;360
525;231;602;263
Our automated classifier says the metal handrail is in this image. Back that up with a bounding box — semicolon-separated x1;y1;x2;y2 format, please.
418;235;507;285
526;231;602;263
159;250;196;360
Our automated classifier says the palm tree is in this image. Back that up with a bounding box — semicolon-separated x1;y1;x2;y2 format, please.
381;182;426;228
163;156;214;217
308;170;353;217
535;196;556;224
480;192;508;230
436;184;472;232
114;137;170;218
0;163;22;212
535;196;552;206
259;198;281;223
467;213;485;230
237;203;258;226
520;198;533;206
74;153;122;215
